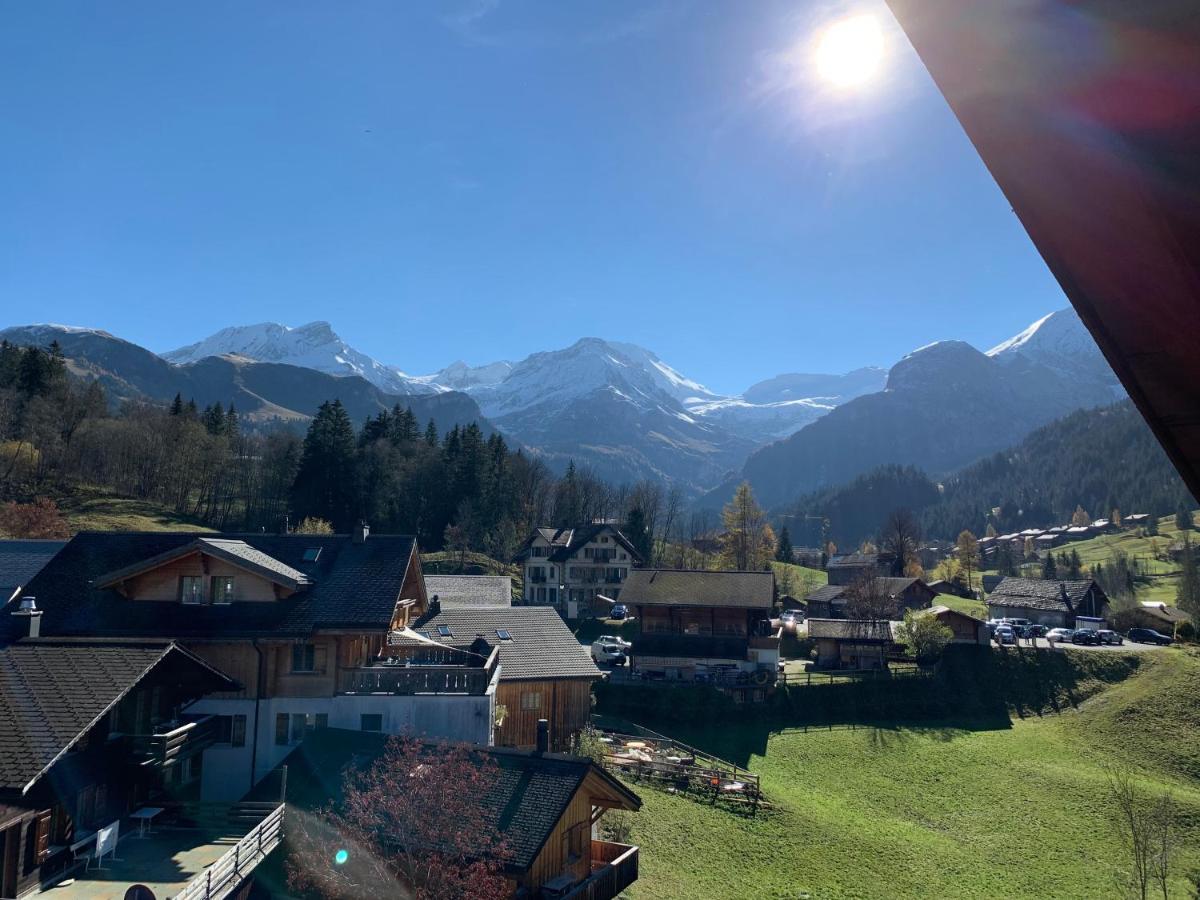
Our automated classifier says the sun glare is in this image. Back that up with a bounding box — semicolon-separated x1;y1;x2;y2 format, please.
815;14;884;88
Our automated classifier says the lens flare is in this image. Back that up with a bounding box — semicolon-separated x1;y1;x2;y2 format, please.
815;14;884;87
334;849;349;865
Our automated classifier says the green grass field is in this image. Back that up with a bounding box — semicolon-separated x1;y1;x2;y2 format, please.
771;560;827;598
57;489;214;533
618;649;1200;899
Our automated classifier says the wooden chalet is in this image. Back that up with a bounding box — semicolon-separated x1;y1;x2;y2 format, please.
1;527;498;803
985;577;1110;628
807;618;894;670
0;638;285;898
621;570;780;694
825;552;894;586
396;603;602;752
805;577;936;620
268;727;642;900
923;606;989;645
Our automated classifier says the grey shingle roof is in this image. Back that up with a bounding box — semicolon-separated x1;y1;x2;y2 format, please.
0;639;235;792
96;537;312;592
621;569;774;610
0;540;66;604
806;578;926;605
806;584;846;604
985;577;1100;613
807;618;895;641
275;728;640;872
408;606;601;681
425;575;512;608
516;525;642;564
0;532;419;642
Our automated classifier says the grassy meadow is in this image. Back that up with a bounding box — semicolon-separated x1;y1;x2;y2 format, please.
614;648;1200;900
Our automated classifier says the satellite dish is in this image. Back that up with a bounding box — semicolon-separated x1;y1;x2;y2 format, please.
124;886;156;900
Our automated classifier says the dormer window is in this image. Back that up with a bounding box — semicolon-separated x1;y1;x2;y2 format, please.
302;547;322;562
211;576;235;604
180;576;204;605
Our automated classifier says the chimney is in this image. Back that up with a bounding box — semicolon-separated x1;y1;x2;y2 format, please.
353;521;370;544
11;596;43;639
536;718;550;754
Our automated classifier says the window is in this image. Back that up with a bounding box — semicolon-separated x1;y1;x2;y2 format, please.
180;576;204;604
290;713;307;743
520;691;542;711
230;714;246;747
360;714;382;732
211;575;235;604
315;713;328;730
215;715;233;743
275;713;289;746
302;547;322;562
437;625;453;638
292;644;316;673
496;628;512;642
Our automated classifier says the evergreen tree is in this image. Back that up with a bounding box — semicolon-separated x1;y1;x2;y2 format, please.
1042;552;1058;580
1067;548;1083;579
1175;502;1194;532
202;401;226;436
224;403;239;438
1145;516;1160;536
291;399;359;531
1177;536;1200;619
184;398;199;419
624;506;652;563
424;420;439;447
170;393;184;416
775;525;794;563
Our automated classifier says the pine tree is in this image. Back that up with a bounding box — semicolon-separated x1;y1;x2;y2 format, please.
1068;549;1083;579
1175;502;1194;532
624;506;652;563
224;403;239;438
291;399;359;531
202;401;226;436
424;420;439;447
170;393;184;416
1042;551;1058;579
1145;516;1160;536
775;525;794;563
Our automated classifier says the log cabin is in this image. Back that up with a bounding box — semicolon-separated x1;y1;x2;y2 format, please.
0;637;271;899
267;726;642;900
394;604;602;752
1;527;498;802
622;570;781;697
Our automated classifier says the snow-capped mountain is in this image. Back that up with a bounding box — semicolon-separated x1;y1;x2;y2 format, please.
987;307;1124;397
164;322;442;396
412;360;514;392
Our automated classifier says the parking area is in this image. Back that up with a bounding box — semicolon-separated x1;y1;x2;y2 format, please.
1015;637;1169;652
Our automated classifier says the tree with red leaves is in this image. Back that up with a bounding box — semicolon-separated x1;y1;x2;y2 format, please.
286;737;513;900
0;497;69;539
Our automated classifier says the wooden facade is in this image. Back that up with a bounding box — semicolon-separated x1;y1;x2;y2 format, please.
495;679;593;752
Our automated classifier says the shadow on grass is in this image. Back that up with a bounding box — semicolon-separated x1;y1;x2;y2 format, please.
594;646;1144;768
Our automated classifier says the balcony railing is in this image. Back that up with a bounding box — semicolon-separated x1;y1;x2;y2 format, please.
341;647;500;696
558;842;639;900
132;715;219;768
632;633;750;660
174;803;284;900
749;626;783;650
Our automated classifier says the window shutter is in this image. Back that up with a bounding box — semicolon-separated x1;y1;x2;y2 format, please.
314;644;329;675
35;810;52;862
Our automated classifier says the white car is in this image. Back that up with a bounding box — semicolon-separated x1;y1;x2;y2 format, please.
591;638;628;665
779;610;803;630
1046;628;1075;643
593;634;631;650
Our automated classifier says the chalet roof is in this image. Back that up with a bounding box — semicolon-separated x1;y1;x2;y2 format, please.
0;540;66;605
1036;534;1060;542
805;584;846;605
806;618;894;642
806;578;928;606
95;536;312;592
827;553;884;569
425;575;512;608
926;605;985;624
404;606;601;681
621;569;774;610
516;524;642;565
0;532;419;642
1138;602;1191;624
1066;526;1091;535
0;639;235;793
273;729;640;873
985;577;1100;613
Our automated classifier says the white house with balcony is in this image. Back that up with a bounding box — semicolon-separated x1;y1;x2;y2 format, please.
513;524;643;617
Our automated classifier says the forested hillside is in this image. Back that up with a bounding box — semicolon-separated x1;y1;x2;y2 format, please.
0;341;684;557
781;400;1195;546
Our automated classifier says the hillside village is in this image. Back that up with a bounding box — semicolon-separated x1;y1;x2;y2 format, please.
1;483;1198;897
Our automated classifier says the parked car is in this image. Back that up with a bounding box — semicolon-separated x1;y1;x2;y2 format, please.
594;634;631;650
1001;618;1031;629
609;604;628;620
1021;624;1049;638
779;610;803;630
1128;627;1173;645
1046;628;1075;643
994;626;1017;646
1071;629;1101;645
590;641;627;665
1096;629;1123;645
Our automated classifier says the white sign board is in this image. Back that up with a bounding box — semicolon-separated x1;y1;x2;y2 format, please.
96;820;119;863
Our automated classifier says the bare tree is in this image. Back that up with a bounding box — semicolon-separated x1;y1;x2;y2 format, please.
880;508;921;577
1107;767;1178;900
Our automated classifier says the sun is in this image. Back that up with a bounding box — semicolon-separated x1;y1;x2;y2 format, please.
815;14;884;88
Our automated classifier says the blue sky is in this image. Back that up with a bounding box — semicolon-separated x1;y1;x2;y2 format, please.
0;0;1068;395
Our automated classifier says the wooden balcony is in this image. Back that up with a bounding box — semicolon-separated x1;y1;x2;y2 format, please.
340;646;500;696
749;626;783;650
132;714;219;769
558;842;639;900
632;632;749;660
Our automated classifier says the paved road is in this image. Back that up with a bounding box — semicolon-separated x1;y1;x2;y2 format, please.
1001;637;1168;652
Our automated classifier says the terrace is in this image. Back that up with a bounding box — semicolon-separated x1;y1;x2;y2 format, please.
38;802;283;900
343;641;501;695
558;841;640;900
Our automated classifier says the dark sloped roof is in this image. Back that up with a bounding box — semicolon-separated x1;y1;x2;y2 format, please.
806;578;927;606
425;575;512;608
516;524;642;564
0;532;418;642
827;553;884;569
96;537;312;591
0;639;235;793
621;569;774;610
807;618;894;641
805;584;846;604
406;606;600;681
0;540;66;604
274;728;639;872
985;577;1097;613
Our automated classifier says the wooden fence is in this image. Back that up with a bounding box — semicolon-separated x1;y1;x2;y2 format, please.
174;802;284;900
559;842;639;899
